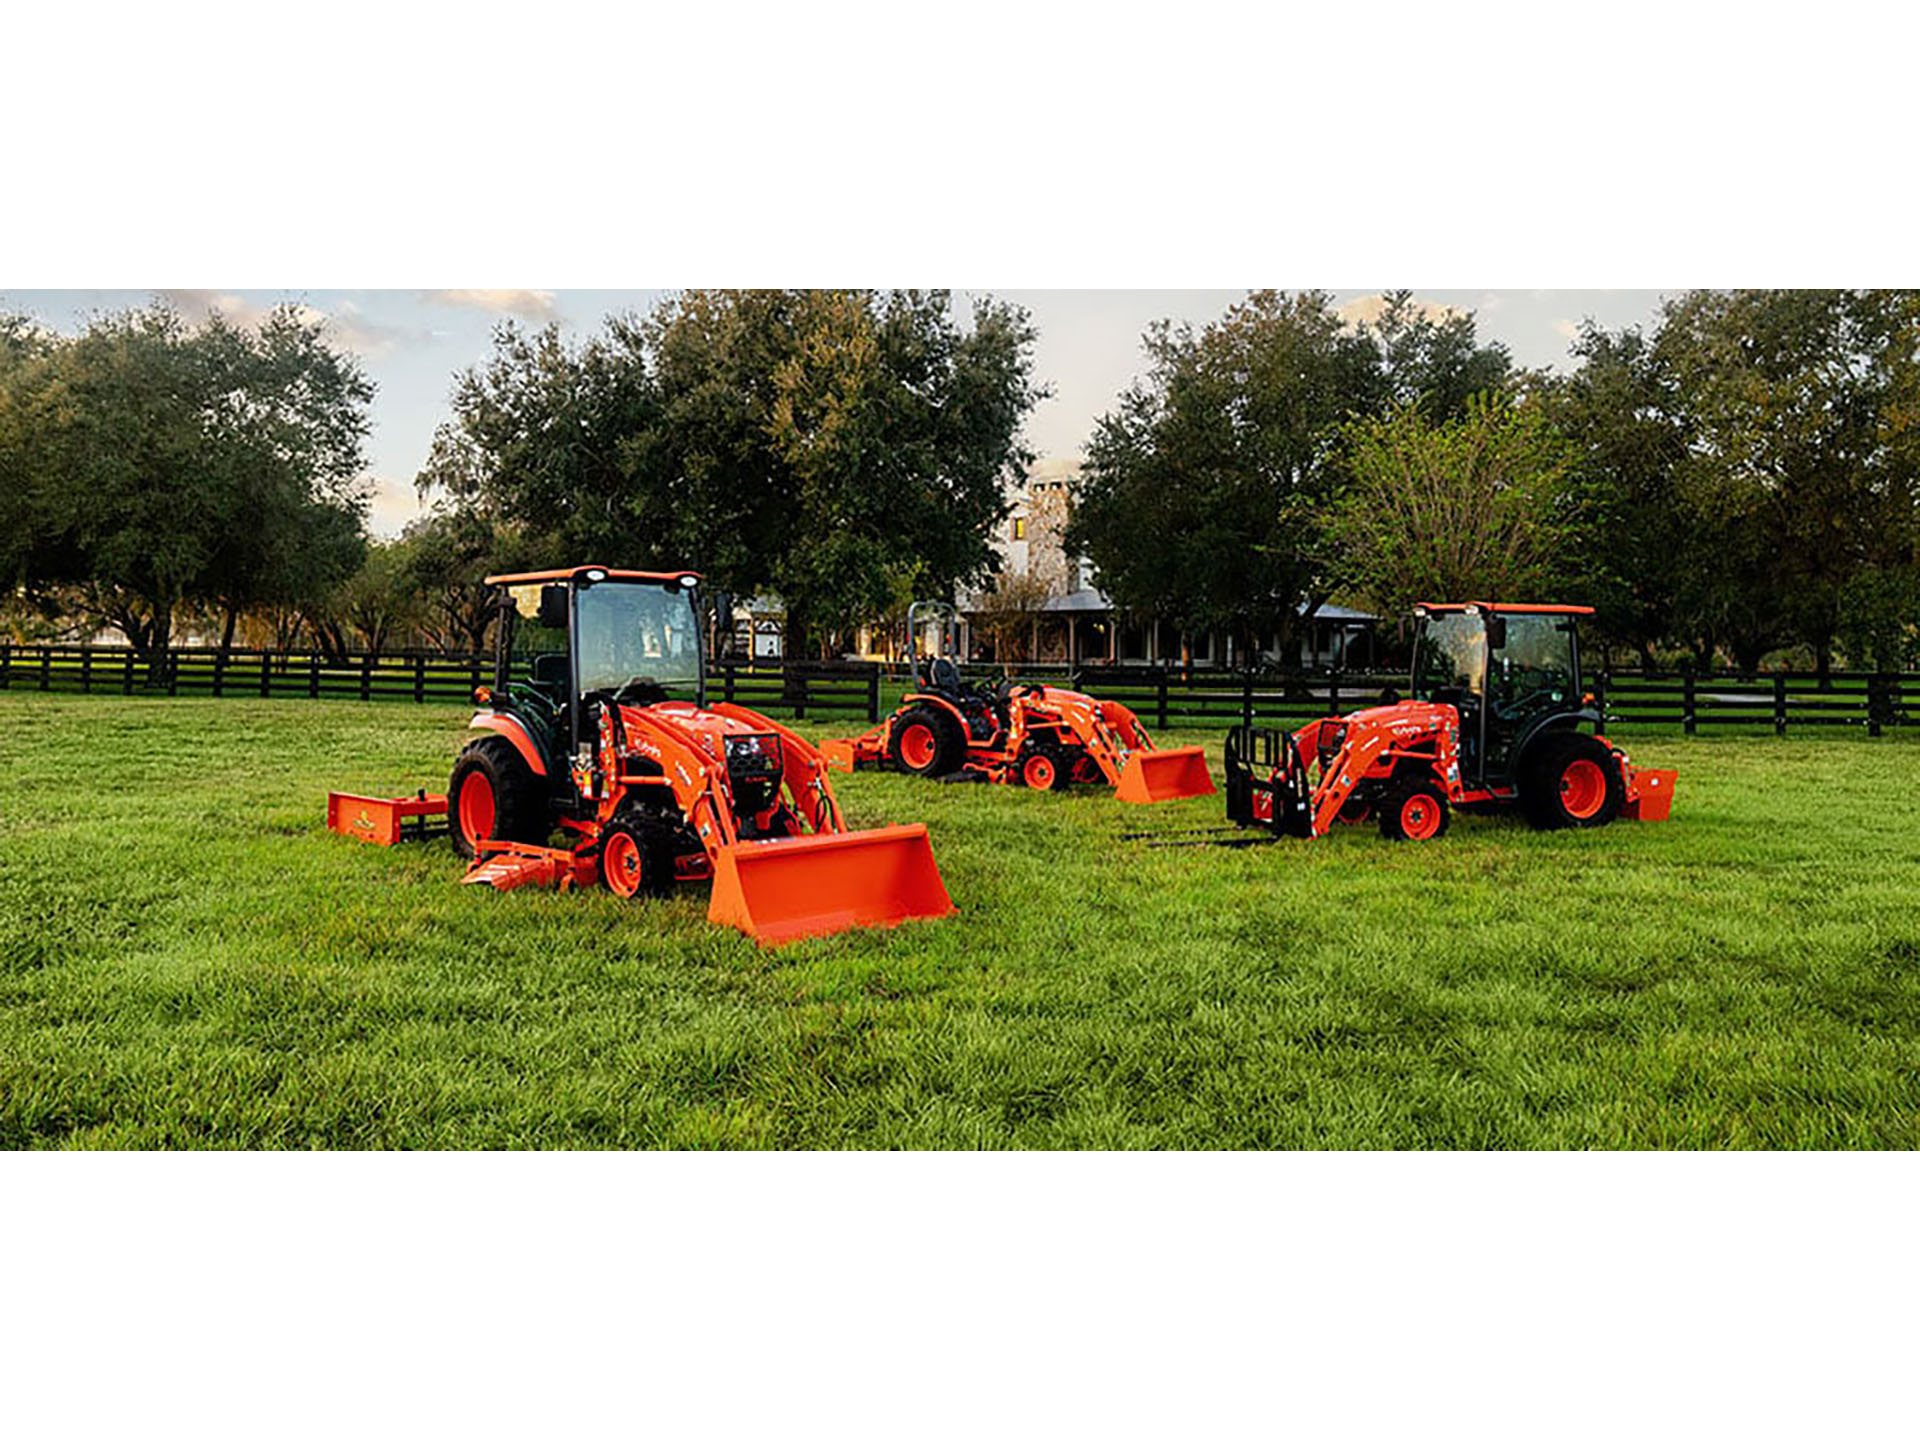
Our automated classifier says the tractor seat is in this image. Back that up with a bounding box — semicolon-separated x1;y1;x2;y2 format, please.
927;657;965;695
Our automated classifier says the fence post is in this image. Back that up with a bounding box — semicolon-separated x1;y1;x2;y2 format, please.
1774;673;1787;737
123;649;135;695
309;654;320;699
724;661;736;706
212;650;225;698
0;640;9;689
41;649;52;691
1682;666;1696;736
1888;674;1904;731
868;665;880;723
1157;668;1169;730
1867;673;1885;738
1593;672;1607;737
413;653;425;704
467;657;480;700
166;649;178;697
1327;671;1340;717
260;650;271;698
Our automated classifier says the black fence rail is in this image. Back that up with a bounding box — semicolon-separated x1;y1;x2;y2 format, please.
1;643;1914;735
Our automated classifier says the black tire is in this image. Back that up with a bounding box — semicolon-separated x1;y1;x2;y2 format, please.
888;705;965;777
598;815;674;898
448;735;550;859
1378;777;1451;842
1519;732;1625;831
1017;740;1069;792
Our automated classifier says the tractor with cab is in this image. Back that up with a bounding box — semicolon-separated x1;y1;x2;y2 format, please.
329;565;953;944
1225;602;1676;842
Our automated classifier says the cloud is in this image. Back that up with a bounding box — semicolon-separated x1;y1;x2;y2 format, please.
154;289;423;358
1552;317;1581;340
422;288;559;321
1336;293;1467;330
365;474;427;539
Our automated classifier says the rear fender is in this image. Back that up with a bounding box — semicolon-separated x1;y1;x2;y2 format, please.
469;712;549;777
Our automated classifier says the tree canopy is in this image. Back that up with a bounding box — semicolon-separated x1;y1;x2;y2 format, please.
0;302;373;656
418;289;1045;655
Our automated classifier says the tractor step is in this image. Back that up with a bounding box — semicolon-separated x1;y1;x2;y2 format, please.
327;790;448;845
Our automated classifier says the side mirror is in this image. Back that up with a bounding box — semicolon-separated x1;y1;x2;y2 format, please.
538;584;569;631
1485;614;1508;650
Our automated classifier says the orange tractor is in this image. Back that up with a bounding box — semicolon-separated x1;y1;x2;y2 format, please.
821;602;1215;803
1225;602;1676;841
329;565;953;944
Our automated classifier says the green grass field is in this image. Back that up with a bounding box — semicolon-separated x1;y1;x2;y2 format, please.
2;692;1917;1148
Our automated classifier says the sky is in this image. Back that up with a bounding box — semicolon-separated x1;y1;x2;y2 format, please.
0;288;1672;537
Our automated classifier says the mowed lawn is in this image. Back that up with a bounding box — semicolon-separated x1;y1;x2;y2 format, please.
2;692;1917;1149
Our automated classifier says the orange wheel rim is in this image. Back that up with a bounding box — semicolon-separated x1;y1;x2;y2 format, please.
899;724;936;770
1025;755;1054;789
1402;795;1440;840
1560;758;1607;819
458;772;495;847
603;831;641;897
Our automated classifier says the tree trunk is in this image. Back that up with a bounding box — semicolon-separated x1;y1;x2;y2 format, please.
220;602;240;657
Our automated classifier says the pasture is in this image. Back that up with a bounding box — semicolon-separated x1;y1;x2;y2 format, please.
1;692;1916;1148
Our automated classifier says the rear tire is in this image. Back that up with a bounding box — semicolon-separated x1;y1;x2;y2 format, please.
888;705;965;777
449;735;550;858
1520;733;1624;830
1379;778;1450;842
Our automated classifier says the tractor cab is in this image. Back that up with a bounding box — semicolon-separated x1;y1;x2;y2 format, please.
488;566;706;773
1410;603;1593;787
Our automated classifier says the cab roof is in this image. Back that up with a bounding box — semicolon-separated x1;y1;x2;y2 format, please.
1415;602;1594;616
485;566;702;586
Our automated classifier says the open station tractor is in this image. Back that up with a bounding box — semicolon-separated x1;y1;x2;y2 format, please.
327;566;954;944
1226;602;1677;842
822;602;1215;803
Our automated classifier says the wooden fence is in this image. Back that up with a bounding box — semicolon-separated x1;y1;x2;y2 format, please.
0;642;1912;735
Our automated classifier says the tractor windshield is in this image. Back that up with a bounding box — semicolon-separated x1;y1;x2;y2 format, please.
575;580;703;701
1411;612;1487;700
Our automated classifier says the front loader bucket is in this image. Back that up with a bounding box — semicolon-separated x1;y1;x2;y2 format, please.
1114;745;1217;804
707;823;955;945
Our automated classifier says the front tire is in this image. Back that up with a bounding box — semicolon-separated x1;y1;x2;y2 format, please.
599;817;673;898
1380;778;1450;842
1520;733;1625;830
449;735;550;858
1018;742;1068;792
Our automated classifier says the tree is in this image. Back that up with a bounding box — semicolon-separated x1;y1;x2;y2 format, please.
1330;392;1578;617
399;508;520;656
1366;290;1513;419
972;569;1055;667
0;302;372;662
1656;288;1920;680
1068;291;1383;662
311;539;422;660
1546;324;1696;667
418;290;1045;657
